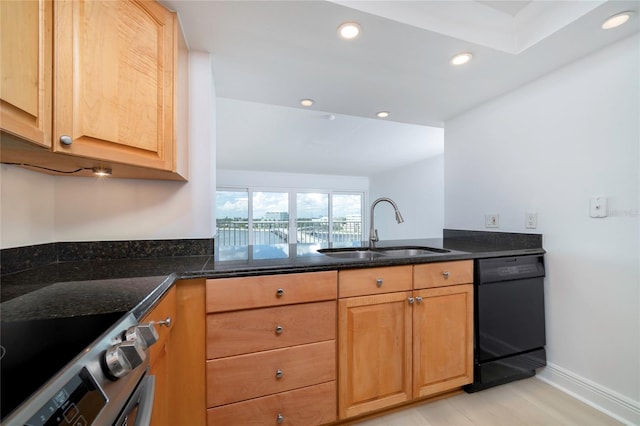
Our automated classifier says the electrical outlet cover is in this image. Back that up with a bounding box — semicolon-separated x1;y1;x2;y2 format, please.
526;212;537;229
590;196;607;218
485;214;499;228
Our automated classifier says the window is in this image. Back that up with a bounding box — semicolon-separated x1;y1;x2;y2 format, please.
332;193;363;243
296;193;328;244
253;191;289;245
216;189;363;246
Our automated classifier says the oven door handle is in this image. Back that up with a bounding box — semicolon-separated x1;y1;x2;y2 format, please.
134;375;156;426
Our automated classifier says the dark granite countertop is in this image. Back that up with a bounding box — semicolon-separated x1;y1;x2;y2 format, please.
0;230;544;323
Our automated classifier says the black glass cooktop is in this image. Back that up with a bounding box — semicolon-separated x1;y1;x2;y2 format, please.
0;311;126;420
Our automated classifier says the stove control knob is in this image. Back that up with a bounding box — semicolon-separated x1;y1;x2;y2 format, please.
103;340;146;379
124;323;160;349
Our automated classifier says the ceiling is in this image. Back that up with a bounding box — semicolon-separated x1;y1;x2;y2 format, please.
160;0;639;176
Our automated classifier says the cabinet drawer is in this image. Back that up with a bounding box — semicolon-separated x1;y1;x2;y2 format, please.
206;271;337;313
339;266;412;298
207;340;335;407
142;286;177;366
207;301;336;359
414;260;473;289
207;381;336;426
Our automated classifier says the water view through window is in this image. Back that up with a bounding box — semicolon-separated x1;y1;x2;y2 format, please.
216;189;363;246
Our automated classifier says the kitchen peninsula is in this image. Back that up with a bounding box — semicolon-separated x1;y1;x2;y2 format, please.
0;230;543;425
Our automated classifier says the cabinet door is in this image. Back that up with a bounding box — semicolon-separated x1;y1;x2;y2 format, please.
53;0;176;170
338;292;412;419
142;287;177;426
413;284;473;398
0;0;52;147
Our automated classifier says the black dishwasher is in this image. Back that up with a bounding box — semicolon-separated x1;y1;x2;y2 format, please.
464;254;546;393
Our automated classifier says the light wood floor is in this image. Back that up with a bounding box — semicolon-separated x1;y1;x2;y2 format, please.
352;378;622;426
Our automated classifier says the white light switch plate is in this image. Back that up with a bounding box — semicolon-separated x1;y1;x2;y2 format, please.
590;196;607;218
526;212;537;229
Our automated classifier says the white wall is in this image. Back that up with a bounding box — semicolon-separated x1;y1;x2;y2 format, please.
445;34;639;424
0;51;216;248
0;165;56;247
217;169;369;192
370;155;444;240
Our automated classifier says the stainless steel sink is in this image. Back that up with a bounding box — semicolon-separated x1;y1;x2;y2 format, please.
376;246;450;256
317;246;450;259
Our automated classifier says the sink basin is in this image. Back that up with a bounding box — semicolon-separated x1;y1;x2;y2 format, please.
317;246;450;259
376;246;450;257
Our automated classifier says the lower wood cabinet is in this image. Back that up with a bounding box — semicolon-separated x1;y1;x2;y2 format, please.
207;340;335;407
149;279;207;426
338;292;413;418
206;272;338;426
154;265;471;425
338;262;474;419
207;381;336;426
413;284;474;398
142;286;177;426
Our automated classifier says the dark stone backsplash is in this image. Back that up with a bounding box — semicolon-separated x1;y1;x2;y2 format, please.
443;229;542;251
0;243;58;276
1;238;214;276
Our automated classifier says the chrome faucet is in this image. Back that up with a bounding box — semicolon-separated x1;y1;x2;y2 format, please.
369;197;404;247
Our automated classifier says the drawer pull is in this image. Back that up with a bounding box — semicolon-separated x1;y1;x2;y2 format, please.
275;325;284;335
276;288;285;297
442;271;450;279
276;413;284;424
408;297;415;304
415;296;423;304
275;368;283;379
376;278;383;287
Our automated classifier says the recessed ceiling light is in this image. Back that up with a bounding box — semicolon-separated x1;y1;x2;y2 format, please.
601;11;634;30
300;99;314;107
450;52;473;66
376;111;390;118
337;22;361;40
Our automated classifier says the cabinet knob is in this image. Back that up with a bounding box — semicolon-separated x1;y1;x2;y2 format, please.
442;271;450;279
275;325;284;335
276;413;284;424
408;297;415;304
155;317;172;328
415;296;423;304
276;288;285;297
60;135;73;146
275;369;283;379
376;278;383;287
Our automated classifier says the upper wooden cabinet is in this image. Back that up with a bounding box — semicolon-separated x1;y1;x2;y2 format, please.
0;0;52;148
54;0;179;171
0;0;188;181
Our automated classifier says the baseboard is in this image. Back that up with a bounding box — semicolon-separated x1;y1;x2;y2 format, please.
536;362;640;426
